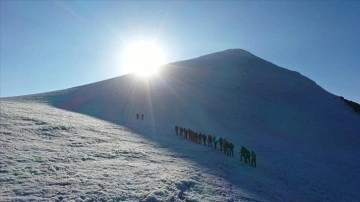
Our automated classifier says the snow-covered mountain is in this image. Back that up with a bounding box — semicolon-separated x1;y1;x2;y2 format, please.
1;49;360;201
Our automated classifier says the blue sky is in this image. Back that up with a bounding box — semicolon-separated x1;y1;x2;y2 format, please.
1;0;359;103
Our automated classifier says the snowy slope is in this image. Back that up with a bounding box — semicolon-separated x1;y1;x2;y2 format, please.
1;49;360;201
1;101;261;201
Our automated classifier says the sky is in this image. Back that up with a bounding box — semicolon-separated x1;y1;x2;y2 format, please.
1;0;359;103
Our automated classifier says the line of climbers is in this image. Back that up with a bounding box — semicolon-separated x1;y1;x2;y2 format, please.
175;125;256;168
240;146;256;168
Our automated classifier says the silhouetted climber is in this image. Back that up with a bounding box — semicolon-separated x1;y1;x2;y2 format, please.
219;137;223;151
207;135;213;147
223;139;229;155
251;151;256;168
213;136;219;149
202;134;206;145
229;142;234;157
141;114;144;120
239;148;242;161
136;113;139;120
240;146;250;163
245;149;251;164
180;127;184;136
175;125;179;135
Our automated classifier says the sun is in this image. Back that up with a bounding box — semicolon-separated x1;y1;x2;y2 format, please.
122;41;165;77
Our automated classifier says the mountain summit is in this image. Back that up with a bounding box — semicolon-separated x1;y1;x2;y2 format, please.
37;49;358;139
3;49;360;201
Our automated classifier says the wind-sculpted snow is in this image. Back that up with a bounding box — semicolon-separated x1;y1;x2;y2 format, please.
0;101;263;201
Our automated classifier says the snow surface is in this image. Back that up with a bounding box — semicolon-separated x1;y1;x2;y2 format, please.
0;101;262;201
1;49;360;201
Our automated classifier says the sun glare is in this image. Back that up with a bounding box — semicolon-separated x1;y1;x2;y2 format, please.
122;41;165;77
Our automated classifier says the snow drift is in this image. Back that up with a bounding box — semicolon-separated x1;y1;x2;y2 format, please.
1;49;360;201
